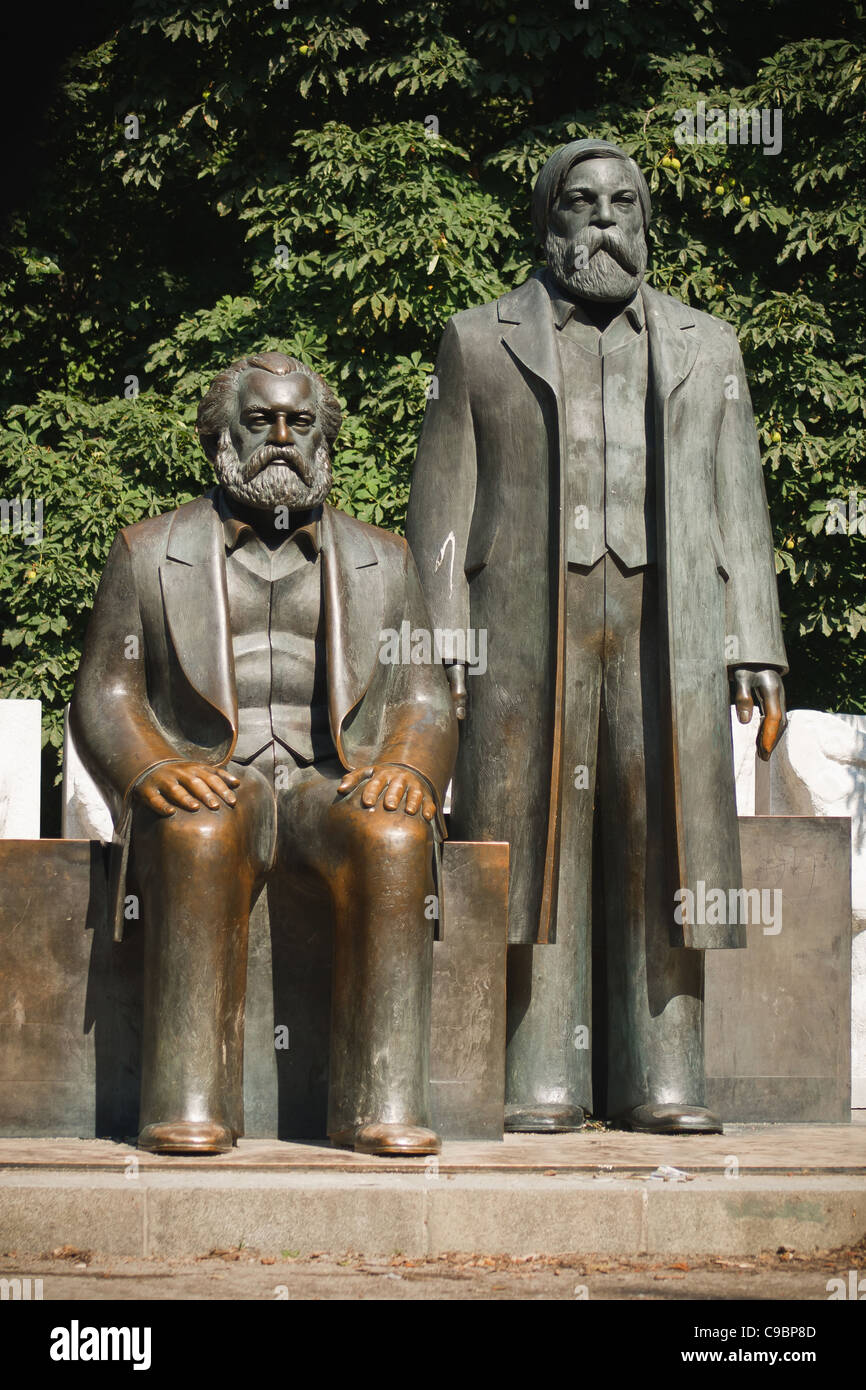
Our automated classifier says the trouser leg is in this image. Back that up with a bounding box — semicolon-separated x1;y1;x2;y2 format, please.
504;560;603;1119
599;557;704;1117
274;762;436;1140
132;763;275;1134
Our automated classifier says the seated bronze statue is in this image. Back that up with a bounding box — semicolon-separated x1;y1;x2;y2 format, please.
71;352;457;1156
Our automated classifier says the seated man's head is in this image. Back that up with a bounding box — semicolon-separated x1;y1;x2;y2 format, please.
532;139;652;303
197;352;341;511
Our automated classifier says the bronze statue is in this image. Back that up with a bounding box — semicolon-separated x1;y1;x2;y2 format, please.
406;139;787;1135
71;353;457;1155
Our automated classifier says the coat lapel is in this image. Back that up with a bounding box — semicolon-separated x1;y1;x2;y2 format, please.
642;283;700;405
320;504;383;756
160;493;238;734
498;272;563;410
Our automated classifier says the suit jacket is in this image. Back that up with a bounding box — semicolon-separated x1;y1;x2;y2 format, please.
71;489;458;938
406;272;787;949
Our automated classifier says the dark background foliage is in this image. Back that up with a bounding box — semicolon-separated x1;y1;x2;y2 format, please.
0;0;863;831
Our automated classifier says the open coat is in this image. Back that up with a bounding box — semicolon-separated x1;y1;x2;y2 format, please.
71;490;457;938
406;272;787;949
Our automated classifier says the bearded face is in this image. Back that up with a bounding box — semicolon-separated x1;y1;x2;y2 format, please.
545;155;648;303
209;367;335;512
214;431;333;511
546;221;648;302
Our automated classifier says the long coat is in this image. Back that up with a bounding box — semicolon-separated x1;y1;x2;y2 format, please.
406;272;787;949
71;490;457;937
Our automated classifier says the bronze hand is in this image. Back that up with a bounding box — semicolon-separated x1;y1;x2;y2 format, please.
338;764;437;820
135;761;240;816
733;667;788;761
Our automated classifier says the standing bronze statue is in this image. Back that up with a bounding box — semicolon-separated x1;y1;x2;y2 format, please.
406;139;787;1134
71;352;457;1155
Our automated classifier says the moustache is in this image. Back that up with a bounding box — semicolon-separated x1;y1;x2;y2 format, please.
575;226;643;275
243;442;312;485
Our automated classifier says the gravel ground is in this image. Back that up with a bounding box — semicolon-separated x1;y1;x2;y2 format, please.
3;1236;864;1300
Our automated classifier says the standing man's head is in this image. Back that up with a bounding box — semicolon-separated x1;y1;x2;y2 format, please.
532;139;651;303
197;352;341;511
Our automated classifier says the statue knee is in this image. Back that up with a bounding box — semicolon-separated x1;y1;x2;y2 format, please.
339;801;433;862
134;763;274;875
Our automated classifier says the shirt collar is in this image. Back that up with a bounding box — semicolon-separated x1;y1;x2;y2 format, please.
217;488;322;557
542;268;645;334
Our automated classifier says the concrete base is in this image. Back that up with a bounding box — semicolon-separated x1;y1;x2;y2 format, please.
1;1127;863;1258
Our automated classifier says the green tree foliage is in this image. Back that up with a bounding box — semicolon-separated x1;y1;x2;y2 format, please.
1;0;864;793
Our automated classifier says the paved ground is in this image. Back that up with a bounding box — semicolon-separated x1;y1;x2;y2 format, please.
2;1119;864;1174
2;1238;865;1300
3;1124;863;1282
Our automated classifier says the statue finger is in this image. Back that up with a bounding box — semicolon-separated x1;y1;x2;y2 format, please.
757;684;784;759
139;784;177;817
733;670;754;723
757;709;783;761
404;784;424;816
203;772;237;806
422;798;436;822
338;765;373;794
383;774;408;811
179;773;221;810
166;779;201;811
360;769;389;806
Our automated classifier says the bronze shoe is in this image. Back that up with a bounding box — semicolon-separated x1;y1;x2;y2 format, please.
505;1103;586;1133
617;1103;722;1135
353;1123;441;1156
328;1129;357;1150
138;1120;234;1154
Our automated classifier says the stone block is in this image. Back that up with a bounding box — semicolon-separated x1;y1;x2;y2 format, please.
0;700;41;839
61;706;113;841
706;816;851;1123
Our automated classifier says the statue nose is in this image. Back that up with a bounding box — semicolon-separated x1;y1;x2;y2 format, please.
269;417;290;444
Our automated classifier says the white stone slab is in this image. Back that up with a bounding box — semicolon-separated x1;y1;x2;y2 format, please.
765;711;866;916
730;705;757;815
761;710;866;1107
61;706;114;842
0;700;41;838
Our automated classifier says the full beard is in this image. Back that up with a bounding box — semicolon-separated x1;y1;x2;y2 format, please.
546;224;647;302
214;433;333;510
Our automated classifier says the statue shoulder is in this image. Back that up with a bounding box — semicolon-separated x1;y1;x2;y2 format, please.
643;284;740;352
323;503;408;564
117;492;215;549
